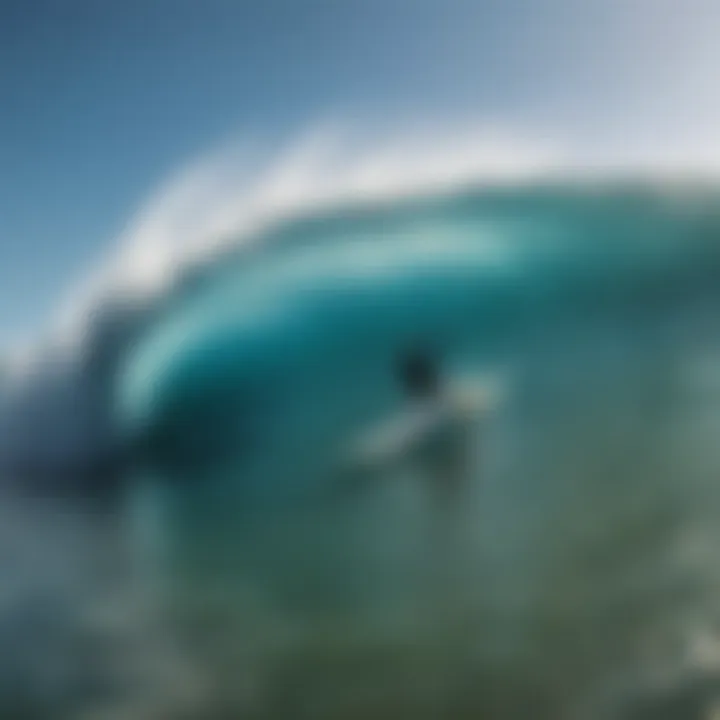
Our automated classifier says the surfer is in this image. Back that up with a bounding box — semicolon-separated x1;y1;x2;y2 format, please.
395;346;473;510
340;343;494;514
335;344;502;603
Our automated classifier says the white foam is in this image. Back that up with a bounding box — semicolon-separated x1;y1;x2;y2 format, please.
44;122;563;359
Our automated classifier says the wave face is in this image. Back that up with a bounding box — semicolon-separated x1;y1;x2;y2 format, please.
118;182;720;493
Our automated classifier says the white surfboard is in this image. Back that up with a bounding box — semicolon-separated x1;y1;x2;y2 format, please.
345;373;506;473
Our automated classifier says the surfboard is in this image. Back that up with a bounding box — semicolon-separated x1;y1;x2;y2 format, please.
346;373;505;472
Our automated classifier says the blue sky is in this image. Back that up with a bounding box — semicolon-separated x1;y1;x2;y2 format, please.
2;0;719;348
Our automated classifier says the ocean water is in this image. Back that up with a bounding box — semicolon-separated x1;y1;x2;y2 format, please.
8;183;720;718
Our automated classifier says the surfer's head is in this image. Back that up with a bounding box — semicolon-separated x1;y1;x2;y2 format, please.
398;346;440;398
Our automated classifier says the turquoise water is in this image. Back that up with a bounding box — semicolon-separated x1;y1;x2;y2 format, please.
119;184;720;494
93;184;720;717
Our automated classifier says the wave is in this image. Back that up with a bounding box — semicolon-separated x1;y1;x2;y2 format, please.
7;124;720;716
118;186;720;494
4;122;720;491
